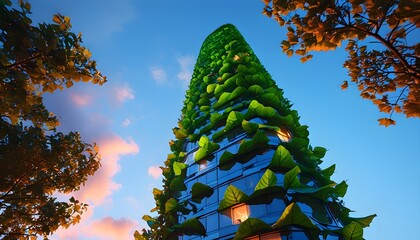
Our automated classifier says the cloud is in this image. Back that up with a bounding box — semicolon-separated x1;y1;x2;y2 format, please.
150;66;167;85
85;217;139;240
74;135;139;205
122;118;131;126
113;85;134;103
54;216;139;240
70;93;92;107
176;55;195;84
148;166;162;179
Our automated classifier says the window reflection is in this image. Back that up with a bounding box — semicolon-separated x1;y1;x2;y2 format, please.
198;159;208;171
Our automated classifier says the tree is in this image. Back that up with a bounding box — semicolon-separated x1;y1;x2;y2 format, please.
0;0;106;238
261;0;419;126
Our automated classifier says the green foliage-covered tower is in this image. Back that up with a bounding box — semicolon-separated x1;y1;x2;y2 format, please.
138;24;375;240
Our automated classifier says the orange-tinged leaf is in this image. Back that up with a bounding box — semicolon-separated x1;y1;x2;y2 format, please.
53;15;61;24
378;118;396;127
341;80;348;90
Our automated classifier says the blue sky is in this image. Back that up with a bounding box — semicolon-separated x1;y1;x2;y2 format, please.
27;0;420;239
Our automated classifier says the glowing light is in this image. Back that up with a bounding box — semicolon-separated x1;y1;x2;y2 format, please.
232;204;249;224
276;127;292;142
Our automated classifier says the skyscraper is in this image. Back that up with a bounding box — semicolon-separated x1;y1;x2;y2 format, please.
139;24;374;240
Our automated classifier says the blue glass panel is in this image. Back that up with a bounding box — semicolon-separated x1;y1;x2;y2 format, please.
206;213;219;232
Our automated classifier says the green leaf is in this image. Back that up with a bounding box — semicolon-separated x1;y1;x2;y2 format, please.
313;146;327;158
254;169;277;191
165;198;178;213
191;182;214;203
225;111;244;131
133;230;146;240
170;176;187;191
248;186;286;204
219;151;235;168
284;166;301;189
174;217;206;236
272;203;317;229
195;136;220;161
218;185;249;211
333;181;348;198
241;120;259;134
233;218;271;240
321;164;335;178
349;214;377;228
173;127;188;139
142;215;158;229
173;162;188;176
268;145;296;170
238;130;269;155
341;221;363;240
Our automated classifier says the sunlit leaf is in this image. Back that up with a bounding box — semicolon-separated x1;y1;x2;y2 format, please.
268;145;296;170
233;218;271;240
341;221;363;240
218;185;249;211
284;166;301;189
272;203;317;229
254;169;277;191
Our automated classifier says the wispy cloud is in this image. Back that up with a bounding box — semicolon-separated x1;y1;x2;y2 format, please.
176;55;195;84
70;93;92;107
148;166;162;179
150;66;167;85
122;118;131;127
113;85;135;103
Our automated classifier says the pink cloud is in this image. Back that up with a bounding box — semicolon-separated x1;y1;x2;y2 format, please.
85;217;139;240
74;135;139;205
148;166;162;179
53;216;139;240
113;85;134;103
70;93;92;106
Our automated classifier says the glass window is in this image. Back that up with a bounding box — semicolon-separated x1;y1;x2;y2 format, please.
207;189;218;206
206;213;219;232
250;204;267;218
207;169;217;185
219;209;232;228
245;173;260;192
267;198;286;214
232;204;249;224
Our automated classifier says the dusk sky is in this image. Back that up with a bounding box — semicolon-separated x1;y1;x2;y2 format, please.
27;0;420;239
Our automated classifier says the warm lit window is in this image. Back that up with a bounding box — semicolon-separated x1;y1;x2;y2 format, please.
276;127;292;142
231;204;249;224
198;159;207;171
260;232;281;240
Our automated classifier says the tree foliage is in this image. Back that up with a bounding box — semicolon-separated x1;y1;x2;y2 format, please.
0;0;105;238
262;0;420;126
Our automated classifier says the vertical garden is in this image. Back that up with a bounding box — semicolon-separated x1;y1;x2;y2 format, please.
137;24;375;240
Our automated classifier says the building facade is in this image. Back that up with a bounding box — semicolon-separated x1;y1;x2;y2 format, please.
140;24;374;240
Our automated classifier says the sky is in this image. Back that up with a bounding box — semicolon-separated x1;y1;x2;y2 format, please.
25;0;420;239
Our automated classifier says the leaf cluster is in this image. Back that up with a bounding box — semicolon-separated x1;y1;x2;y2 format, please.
262;0;420;125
